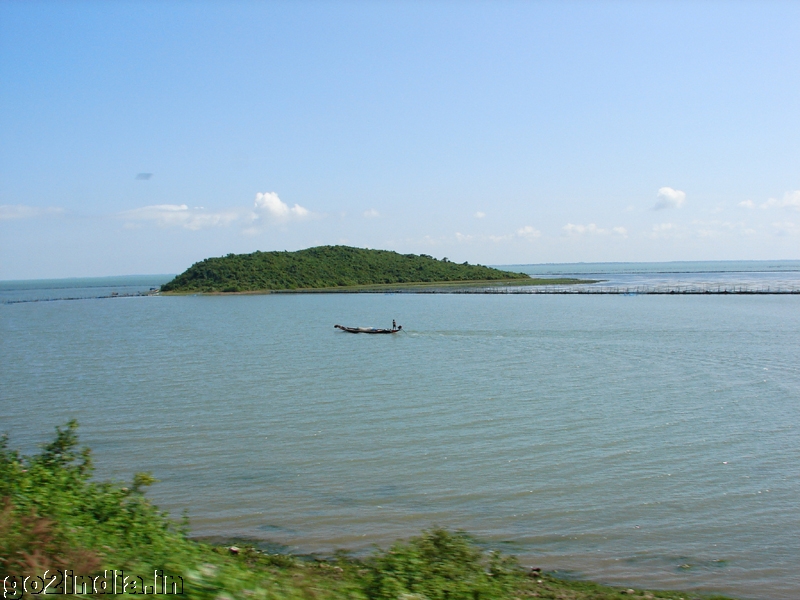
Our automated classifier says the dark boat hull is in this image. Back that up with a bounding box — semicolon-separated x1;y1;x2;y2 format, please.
334;325;401;334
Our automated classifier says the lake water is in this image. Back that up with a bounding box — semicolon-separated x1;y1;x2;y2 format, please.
2;262;800;599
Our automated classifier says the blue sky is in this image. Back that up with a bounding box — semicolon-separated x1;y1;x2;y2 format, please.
1;1;798;279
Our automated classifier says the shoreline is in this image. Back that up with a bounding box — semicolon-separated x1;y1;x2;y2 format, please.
159;277;800;296
187;533;741;600
7;283;800;304
184;532;746;600
160;277;595;295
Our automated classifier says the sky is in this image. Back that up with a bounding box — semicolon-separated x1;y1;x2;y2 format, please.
1;0;799;279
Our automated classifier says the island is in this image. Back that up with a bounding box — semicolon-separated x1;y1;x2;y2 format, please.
160;246;589;293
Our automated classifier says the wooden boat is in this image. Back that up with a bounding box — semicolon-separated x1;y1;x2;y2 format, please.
334;324;402;334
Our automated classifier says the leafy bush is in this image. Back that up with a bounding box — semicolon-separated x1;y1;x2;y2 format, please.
1;423;527;599
366;529;521;600
0;423;735;600
0;420;192;578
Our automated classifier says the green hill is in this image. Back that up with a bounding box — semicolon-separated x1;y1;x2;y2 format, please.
161;246;530;293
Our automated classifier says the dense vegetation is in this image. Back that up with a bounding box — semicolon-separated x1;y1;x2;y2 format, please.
161;246;530;293
0;423;735;600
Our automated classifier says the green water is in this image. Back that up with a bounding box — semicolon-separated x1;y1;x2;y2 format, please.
2;271;799;599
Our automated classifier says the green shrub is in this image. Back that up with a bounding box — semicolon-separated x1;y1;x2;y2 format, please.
0;423;737;600
366;529;522;600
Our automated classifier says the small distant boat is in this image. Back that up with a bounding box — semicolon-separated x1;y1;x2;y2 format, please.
334;323;402;334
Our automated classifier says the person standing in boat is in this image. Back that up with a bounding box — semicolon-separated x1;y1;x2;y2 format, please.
393;319;396;330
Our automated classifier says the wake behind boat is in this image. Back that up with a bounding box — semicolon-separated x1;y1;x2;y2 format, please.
335;322;402;334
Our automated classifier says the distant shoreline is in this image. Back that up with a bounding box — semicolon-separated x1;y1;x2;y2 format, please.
8;279;800;304
161;277;595;295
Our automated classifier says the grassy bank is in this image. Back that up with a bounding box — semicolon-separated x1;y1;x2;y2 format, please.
1;422;734;600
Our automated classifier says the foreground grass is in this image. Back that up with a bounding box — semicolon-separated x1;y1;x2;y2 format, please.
1;422;734;600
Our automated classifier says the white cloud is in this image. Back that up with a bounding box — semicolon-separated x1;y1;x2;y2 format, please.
564;223;597;235
456;225;540;244
761;190;800;211
738;200;755;209
120;192;314;234
696;228;722;238
772;221;799;236
648;222;676;239
681;219;754;239
420;234;443;246
120;204;239;230
516;225;541;239
653;187;686;210
0;204;64;220
562;223;627;237
474;211;486;218
363;209;380;218
456;231;512;243
252;192;311;221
